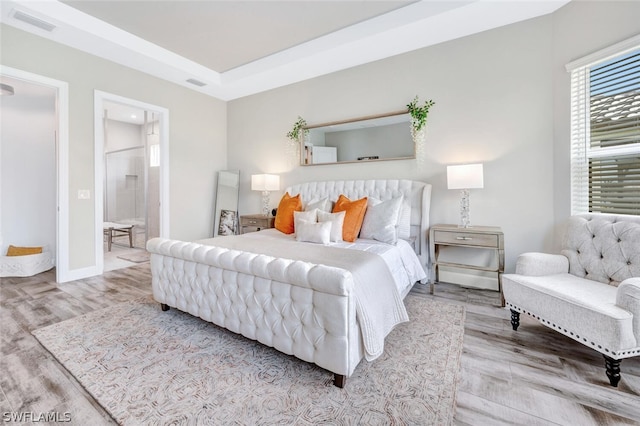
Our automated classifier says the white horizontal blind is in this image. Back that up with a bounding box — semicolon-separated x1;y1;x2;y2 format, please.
569;45;640;216
570;66;589;214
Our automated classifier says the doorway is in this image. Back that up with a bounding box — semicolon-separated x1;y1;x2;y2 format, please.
0;66;70;282
94;92;169;273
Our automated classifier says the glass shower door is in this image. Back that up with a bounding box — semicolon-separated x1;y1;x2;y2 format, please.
104;147;146;249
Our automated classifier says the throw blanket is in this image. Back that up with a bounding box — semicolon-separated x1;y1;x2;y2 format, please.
197;232;409;361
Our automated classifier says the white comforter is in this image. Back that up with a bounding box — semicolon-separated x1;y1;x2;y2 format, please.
206;229;426;294
196;229;426;360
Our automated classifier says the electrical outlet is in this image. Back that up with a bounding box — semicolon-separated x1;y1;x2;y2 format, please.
78;190;91;200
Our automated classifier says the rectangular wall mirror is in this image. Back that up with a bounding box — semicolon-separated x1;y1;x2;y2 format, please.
301;111;414;166
213;170;240;236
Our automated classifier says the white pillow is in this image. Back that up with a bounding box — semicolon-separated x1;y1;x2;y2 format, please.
293;209;317;234
295;220;331;245
317;210;345;242
305;197;332;212
360;196;403;244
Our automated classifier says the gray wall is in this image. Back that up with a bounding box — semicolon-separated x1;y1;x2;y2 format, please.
1;24;227;272
228;14;555;274
227;1;640;274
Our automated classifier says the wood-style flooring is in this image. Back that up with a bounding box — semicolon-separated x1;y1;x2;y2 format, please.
1;265;639;425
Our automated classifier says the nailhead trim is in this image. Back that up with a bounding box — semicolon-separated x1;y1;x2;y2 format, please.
505;302;640;358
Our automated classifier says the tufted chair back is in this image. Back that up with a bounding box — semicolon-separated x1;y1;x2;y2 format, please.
561;214;640;286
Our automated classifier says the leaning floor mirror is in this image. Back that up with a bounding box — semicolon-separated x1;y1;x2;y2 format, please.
213;170;240;236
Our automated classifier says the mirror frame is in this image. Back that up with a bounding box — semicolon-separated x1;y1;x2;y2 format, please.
300;109;413;166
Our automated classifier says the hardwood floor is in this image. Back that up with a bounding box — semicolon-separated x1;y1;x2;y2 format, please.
1;265;639;425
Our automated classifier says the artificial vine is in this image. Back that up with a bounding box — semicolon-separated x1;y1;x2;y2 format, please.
286;116;309;141
407;96;435;132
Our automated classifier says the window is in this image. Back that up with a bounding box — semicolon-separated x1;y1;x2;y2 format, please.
567;36;640;216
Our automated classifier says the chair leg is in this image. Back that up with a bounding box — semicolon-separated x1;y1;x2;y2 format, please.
604;355;621;387
510;309;520;331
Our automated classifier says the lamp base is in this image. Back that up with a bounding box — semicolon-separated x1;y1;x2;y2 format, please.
261;191;270;216
459;189;471;228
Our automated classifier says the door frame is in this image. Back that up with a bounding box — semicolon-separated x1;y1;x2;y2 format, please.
94;91;170;273
0;66;70;283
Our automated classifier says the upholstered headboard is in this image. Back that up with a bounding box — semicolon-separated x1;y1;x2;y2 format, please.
286;179;432;271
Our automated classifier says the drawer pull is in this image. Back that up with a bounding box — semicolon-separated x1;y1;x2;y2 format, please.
248;220;257;224
456;236;473;241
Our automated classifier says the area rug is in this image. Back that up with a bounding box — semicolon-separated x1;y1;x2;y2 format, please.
33;295;465;425
116;251;150;263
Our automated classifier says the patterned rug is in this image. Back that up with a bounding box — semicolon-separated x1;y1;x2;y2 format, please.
33;295;465;425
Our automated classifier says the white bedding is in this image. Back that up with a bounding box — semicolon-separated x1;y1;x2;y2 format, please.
225;229;426;296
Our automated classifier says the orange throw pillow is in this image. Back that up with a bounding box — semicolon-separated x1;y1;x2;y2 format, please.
274;192;302;234
6;245;43;256
332;195;368;242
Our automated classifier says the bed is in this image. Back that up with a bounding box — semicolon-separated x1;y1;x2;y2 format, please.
147;179;432;387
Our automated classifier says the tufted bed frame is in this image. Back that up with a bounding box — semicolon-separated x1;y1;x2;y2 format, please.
147;179;432;387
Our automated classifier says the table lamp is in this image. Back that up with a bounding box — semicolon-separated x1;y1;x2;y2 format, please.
251;174;280;216
447;163;484;228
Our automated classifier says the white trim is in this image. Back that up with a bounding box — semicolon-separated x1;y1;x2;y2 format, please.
94;91;170;275
0;65;71;282
565;33;640;72
1;0;569;101
62;265;101;283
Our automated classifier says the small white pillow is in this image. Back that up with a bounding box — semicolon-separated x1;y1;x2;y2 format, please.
295;220;331;245
305;197;332;212
360;196;403;244
317;210;345;242
293;209;317;234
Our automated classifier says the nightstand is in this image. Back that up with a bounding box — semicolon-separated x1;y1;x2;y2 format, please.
239;214;275;234
429;224;505;306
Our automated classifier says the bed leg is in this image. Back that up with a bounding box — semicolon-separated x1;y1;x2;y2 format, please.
160;303;170;312
333;374;346;388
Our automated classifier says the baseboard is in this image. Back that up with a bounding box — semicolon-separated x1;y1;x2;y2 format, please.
58;265;100;283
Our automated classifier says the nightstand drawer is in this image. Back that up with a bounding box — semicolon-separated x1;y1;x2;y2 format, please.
239;214;275;234
433;230;498;248
240;217;270;227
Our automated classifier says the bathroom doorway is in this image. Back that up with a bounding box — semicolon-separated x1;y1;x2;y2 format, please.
95;92;169;273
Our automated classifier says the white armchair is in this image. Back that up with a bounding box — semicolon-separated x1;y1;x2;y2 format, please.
503;214;640;387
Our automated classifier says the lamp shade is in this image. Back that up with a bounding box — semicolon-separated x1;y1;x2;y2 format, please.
251;174;280;191
447;164;484;189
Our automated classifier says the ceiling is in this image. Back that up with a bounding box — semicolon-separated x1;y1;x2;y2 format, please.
0;0;570;101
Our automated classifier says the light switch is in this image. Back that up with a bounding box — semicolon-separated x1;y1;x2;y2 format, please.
78;190;91;200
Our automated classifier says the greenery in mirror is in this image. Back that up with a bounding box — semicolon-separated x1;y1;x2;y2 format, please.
407;96;435;132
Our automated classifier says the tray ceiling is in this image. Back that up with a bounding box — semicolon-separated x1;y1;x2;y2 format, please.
0;0;570;100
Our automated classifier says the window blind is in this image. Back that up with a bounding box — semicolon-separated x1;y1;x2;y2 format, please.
569;43;640;216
